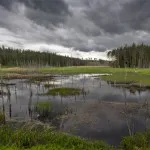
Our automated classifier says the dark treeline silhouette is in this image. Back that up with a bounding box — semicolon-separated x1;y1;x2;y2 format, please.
0;46;87;67
107;43;150;68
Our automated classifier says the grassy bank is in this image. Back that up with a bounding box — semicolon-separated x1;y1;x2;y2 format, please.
0;122;113;150
1;66;150;74
0;66;139;75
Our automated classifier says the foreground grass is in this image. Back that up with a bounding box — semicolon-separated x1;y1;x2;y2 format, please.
0;123;150;150
0;124;113;150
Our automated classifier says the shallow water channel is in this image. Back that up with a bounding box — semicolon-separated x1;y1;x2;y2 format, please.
0;74;150;146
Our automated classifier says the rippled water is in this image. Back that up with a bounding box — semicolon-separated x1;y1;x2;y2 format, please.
1;74;150;146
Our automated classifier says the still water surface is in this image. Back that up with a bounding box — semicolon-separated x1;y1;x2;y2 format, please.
1;74;150;146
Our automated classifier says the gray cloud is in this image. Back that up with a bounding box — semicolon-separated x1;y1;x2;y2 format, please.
0;0;71;27
0;0;150;59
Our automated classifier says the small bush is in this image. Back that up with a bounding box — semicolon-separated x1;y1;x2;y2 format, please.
145;131;150;146
121;136;135;150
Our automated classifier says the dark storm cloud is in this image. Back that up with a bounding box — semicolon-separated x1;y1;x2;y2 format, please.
84;0;150;34
84;0;126;34
121;0;150;31
0;0;70;14
24;0;71;27
0;0;12;9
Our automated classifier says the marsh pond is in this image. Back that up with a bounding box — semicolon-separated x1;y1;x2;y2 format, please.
0;74;150;146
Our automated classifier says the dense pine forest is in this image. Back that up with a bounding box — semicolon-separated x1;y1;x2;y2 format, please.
0;46;109;67
107;43;150;68
0;46;87;67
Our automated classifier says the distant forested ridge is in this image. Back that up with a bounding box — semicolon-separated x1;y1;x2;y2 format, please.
107;43;150;68
0;46;87;67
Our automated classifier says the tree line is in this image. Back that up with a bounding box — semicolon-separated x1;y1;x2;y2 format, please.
107;43;150;68
0;46;87;67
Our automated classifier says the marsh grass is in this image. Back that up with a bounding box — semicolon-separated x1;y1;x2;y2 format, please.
29;76;53;83
44;84;58;88
0;90;8;95
112;84;150;94
34;102;52;119
44;88;81;97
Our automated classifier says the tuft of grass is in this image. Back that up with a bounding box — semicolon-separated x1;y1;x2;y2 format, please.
44;88;81;97
0;112;5;124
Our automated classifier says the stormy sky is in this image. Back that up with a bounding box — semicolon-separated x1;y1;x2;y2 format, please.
0;0;150;60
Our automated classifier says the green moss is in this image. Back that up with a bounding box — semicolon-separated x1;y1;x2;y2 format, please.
45;88;81;97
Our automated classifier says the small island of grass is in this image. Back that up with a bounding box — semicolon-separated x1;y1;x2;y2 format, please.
101;72;150;87
44;88;82;97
